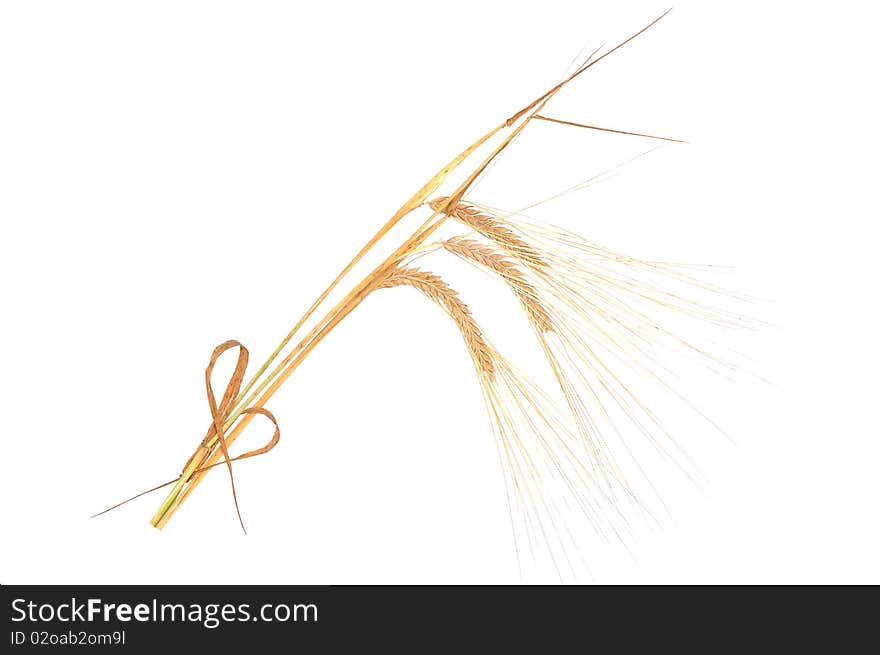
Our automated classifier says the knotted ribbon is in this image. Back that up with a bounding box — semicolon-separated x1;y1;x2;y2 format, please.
91;340;281;526
180;339;281;532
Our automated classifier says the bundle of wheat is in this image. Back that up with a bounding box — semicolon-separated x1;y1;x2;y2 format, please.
96;10;755;576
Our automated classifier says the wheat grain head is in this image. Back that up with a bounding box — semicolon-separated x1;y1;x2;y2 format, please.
379;266;495;378
442;236;553;333
379;261;635;577
429;197;546;269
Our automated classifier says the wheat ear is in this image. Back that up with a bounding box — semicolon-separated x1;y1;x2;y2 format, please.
442;236;553;333
441;233;633;490
429;197;546;269
379;267;495;378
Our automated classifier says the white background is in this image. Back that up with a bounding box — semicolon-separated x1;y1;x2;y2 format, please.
1;1;878;583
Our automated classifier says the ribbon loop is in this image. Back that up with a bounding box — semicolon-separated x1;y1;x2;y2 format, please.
229;407;281;461
90;343;281;524
193;340;281;533
203;339;250;447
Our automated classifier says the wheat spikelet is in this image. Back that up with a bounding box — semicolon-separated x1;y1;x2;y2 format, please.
430;197;546;269
443;236;553;333
379;266;495;377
